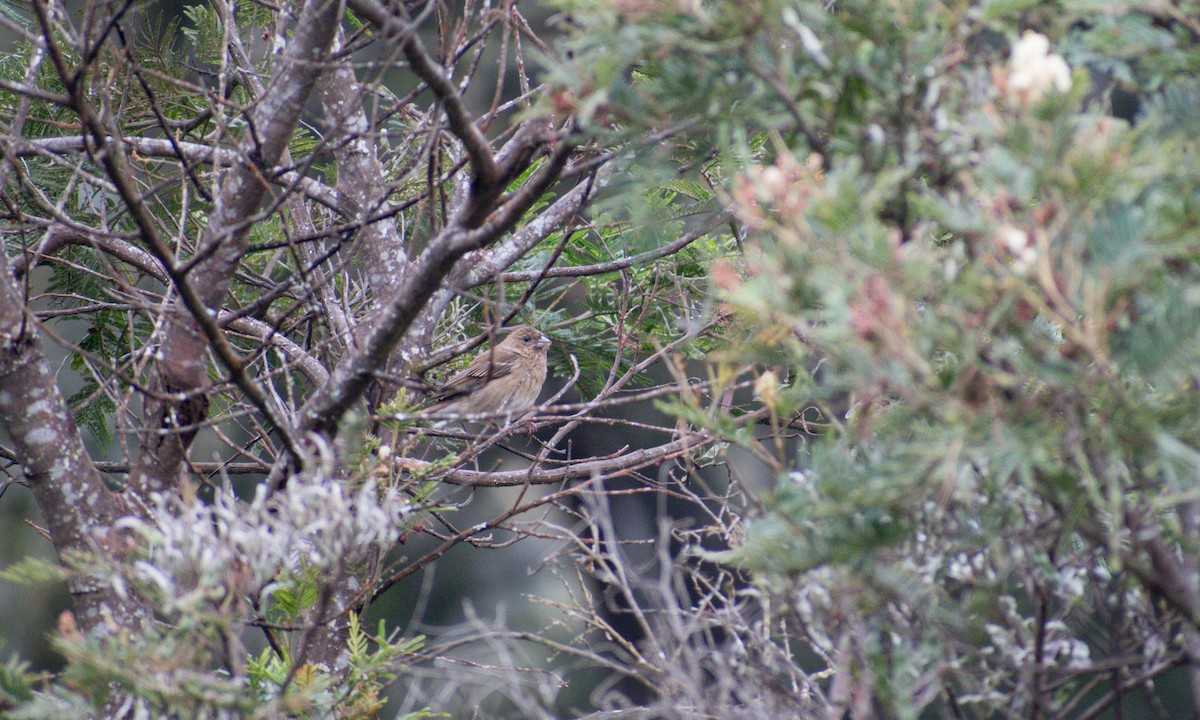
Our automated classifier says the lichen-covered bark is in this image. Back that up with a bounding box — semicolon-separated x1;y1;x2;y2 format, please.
0;250;148;636
318;49;408;302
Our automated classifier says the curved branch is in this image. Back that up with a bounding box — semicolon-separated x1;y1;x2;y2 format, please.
397;407;769;487
222;315;330;388
462;162;613;287
11;225;163;280
15;136;344;213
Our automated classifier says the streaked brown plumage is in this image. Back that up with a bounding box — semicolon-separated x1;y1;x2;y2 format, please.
425;325;551;416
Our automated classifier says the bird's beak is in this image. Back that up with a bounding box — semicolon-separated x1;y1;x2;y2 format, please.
536;335;551;348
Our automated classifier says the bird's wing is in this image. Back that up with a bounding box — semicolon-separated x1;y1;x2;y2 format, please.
429;346;521;402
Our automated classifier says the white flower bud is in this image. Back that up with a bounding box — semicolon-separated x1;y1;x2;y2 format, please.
1006;31;1072;105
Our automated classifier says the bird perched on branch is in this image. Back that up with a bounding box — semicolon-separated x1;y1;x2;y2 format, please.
425;325;551;416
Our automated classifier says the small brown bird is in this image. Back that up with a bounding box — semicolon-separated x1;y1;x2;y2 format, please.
426;325;551;416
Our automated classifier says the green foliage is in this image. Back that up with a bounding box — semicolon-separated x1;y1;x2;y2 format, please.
181;4;225;66
266;572;321;623
0;657;37;706
0;0;29;26
0;556;69;586
556;0;1200;714
342;614;432;719
241;614;433;720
